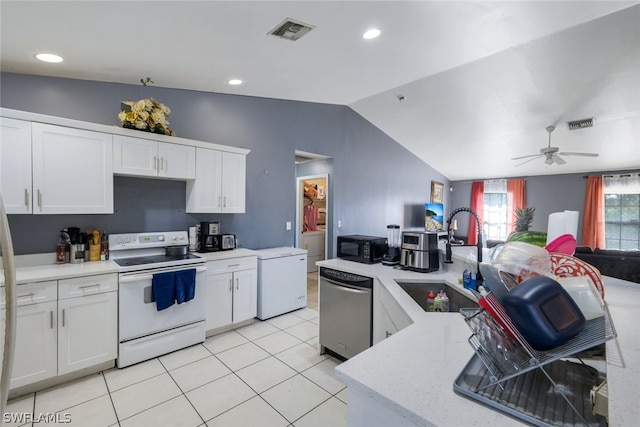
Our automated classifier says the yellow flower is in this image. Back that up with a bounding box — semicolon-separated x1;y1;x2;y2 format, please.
118;111;127;122
151;110;165;123
132;100;146;113
134;118;147;130
125;110;138;122
138;110;149;121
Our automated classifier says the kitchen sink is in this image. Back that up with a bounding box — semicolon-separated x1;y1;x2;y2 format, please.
395;281;478;312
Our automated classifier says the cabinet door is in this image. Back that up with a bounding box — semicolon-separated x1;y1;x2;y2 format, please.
58;292;117;375
206;272;233;331
158;142;195;179
32;123;113;214
0;118;32;214
0;302;57;389
221;152;246;213
232;269;257;323
186;148;223;213
113;135;158;177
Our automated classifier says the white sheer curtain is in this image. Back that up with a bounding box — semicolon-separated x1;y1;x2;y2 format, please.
603;173;640;194
484;179;507;193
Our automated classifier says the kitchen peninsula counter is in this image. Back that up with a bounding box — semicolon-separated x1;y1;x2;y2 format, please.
317;258;639;426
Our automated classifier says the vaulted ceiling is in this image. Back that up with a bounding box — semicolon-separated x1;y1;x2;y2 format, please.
2;1;638;180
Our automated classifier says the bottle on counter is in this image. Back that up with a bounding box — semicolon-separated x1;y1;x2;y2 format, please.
434;292;443;312
100;232;109;261
427;290;436;312
440;291;449;312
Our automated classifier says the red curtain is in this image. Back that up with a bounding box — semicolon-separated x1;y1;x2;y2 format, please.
507;179;526;235
583;176;604;249
468;181;484;245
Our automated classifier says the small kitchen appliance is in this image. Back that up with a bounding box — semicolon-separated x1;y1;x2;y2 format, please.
382;225;401;266
201;234;236;252
337;235;387;264
400;231;439;272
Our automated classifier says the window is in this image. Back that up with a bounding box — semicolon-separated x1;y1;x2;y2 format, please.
483;179;508;241
603;174;640;250
484;192;508;241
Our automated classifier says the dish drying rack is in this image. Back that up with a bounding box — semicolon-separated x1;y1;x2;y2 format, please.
454;293;617;427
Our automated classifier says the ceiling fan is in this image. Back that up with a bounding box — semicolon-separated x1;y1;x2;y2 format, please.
512;125;599;166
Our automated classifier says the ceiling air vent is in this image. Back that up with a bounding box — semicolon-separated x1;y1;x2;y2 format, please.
567;117;594;130
269;18;315;41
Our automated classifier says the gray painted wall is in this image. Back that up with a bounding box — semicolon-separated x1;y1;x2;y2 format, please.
450;169;640;244
1;73;448;255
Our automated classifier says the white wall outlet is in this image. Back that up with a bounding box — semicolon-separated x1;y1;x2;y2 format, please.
286;221;292;230
337;219;342;228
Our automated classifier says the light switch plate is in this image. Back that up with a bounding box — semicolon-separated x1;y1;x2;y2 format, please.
286;221;292;230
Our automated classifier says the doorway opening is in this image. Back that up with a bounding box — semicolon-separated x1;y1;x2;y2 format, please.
296;174;329;274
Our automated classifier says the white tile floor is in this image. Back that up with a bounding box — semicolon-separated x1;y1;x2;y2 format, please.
5;307;347;427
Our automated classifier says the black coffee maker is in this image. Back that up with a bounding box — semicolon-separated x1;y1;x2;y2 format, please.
199;221;220;252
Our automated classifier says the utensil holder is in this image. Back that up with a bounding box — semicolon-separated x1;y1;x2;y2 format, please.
70;244;85;264
89;244;101;261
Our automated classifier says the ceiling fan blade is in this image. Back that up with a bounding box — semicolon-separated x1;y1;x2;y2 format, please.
553;155;567;165
514;155;543;166
512;153;542;161
557;152;599;157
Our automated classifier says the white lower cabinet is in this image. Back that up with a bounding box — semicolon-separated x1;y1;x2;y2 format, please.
205;256;257;331
0;274;118;390
1;281;58;389
57;291;118;375
373;280;413;345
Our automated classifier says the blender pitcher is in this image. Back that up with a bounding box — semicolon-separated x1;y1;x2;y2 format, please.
382;224;401;266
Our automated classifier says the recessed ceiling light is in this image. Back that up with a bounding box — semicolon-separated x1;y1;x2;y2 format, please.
227;79;243;86
362;28;381;40
35;53;64;63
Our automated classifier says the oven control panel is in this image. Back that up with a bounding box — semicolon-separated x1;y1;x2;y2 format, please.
109;231;188;251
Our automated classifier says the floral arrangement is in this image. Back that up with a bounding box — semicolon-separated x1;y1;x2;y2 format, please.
118;78;176;136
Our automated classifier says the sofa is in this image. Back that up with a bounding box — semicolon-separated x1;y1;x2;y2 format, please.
573;246;640;284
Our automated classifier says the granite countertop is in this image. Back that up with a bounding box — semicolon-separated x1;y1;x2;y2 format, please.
318;257;639;426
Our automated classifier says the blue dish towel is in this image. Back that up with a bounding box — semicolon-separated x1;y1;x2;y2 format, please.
175;269;197;304
152;272;176;311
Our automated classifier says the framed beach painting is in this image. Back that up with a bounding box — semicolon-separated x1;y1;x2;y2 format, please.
431;181;444;204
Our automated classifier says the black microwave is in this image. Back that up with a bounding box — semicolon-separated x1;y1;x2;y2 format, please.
337;235;388;264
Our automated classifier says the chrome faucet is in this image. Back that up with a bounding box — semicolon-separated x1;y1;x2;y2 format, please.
444;207;483;286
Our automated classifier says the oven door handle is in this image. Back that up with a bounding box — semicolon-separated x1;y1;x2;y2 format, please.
119;266;206;283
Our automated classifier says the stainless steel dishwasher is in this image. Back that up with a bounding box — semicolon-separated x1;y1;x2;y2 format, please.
319;267;373;359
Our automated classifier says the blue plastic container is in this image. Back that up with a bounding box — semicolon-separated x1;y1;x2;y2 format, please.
502;276;586;351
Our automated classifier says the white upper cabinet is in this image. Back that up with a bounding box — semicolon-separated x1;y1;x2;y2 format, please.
113;134;195;179
31;123;114;214
221;151;246;213
186;148;246;213
0;117;33;213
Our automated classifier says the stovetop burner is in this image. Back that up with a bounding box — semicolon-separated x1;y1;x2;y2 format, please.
113;253;201;267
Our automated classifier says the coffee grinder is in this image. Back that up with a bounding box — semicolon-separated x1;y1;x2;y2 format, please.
382;224;401;266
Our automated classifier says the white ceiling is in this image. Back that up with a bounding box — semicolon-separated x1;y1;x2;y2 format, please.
2;1;639;180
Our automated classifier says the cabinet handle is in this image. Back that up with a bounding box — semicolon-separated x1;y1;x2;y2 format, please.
236;278;239;290
227;263;240;267
386;331;393;338
24;189;29;208
62;309;66;327
50;311;54;329
154;156;158;171
224;196;227;207
17;293;35;299
228;279;233;292
37;189;42;209
80;284;101;290
161;157;165;171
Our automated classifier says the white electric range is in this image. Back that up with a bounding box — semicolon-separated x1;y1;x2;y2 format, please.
109;231;206;368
